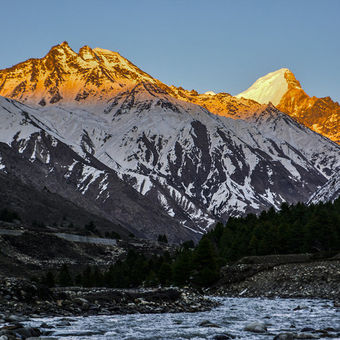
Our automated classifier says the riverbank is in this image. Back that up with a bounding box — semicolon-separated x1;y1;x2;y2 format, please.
214;254;340;300
0;276;218;318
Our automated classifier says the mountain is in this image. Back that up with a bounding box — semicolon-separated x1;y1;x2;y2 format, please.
308;170;340;204
0;42;340;242
0;96;193;243
236;68;340;144
1;86;339;237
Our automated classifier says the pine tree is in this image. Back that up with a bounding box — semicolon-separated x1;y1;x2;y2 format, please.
158;262;172;285
42;271;55;288
192;237;219;286
172;249;192;286
57;264;73;286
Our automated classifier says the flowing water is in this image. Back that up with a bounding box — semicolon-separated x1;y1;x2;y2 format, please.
24;297;339;339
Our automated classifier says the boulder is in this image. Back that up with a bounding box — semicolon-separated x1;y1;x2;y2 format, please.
199;320;220;328
295;334;319;339
244;321;267;333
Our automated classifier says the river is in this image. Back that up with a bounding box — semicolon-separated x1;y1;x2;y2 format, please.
24;297;339;339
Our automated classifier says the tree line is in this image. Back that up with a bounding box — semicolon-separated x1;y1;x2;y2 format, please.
44;198;340;288
40;237;219;288
3;198;339;289
205;198;340;263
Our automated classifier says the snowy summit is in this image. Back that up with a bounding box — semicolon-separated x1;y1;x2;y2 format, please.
236;68;299;106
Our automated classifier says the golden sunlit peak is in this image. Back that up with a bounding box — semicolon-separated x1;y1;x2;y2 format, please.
78;45;97;60
48;41;75;55
60;41;70;47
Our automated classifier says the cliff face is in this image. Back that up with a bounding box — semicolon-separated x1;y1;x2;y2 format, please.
278;90;340;144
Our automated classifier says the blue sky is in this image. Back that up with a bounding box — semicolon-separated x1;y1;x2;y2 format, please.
2;0;340;101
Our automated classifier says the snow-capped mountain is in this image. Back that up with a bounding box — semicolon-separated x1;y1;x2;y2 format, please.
308;170;340;204
0;42;339;241
236;68;340;144
1;84;339;237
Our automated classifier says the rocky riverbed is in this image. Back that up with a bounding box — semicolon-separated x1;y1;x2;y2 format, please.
0;275;218;316
1;297;339;339
0;275;219;339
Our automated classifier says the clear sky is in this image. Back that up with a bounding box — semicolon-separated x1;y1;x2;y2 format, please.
2;0;340;102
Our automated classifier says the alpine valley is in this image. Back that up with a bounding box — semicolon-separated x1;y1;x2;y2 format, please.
0;42;339;242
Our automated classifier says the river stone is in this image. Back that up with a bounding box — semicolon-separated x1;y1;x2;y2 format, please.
12;327;41;338
26;338;59;340
73;297;89;305
273;333;295;340
295;334;319;339
199;320;220;328
56;320;71;326
244;321;267;333
39;322;54;329
5;315;26;323
301;327;315;332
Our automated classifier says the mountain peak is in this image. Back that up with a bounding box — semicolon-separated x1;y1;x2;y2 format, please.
48;41;74;54
236;68;300;106
78;45;97;61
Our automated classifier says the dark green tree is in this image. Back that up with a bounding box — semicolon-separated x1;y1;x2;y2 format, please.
42;271;55;288
192;237;219;286
57;264;73;286
158;262;172;285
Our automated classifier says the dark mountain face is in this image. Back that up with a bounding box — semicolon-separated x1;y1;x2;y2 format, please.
0;97;195;243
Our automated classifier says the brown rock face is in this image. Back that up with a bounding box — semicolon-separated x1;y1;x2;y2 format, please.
272;71;339;144
277;87;340;144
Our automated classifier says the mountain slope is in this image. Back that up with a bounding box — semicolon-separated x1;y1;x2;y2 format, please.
308;170;340;204
0;96;192;242
10;83;339;235
235;68;340;144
